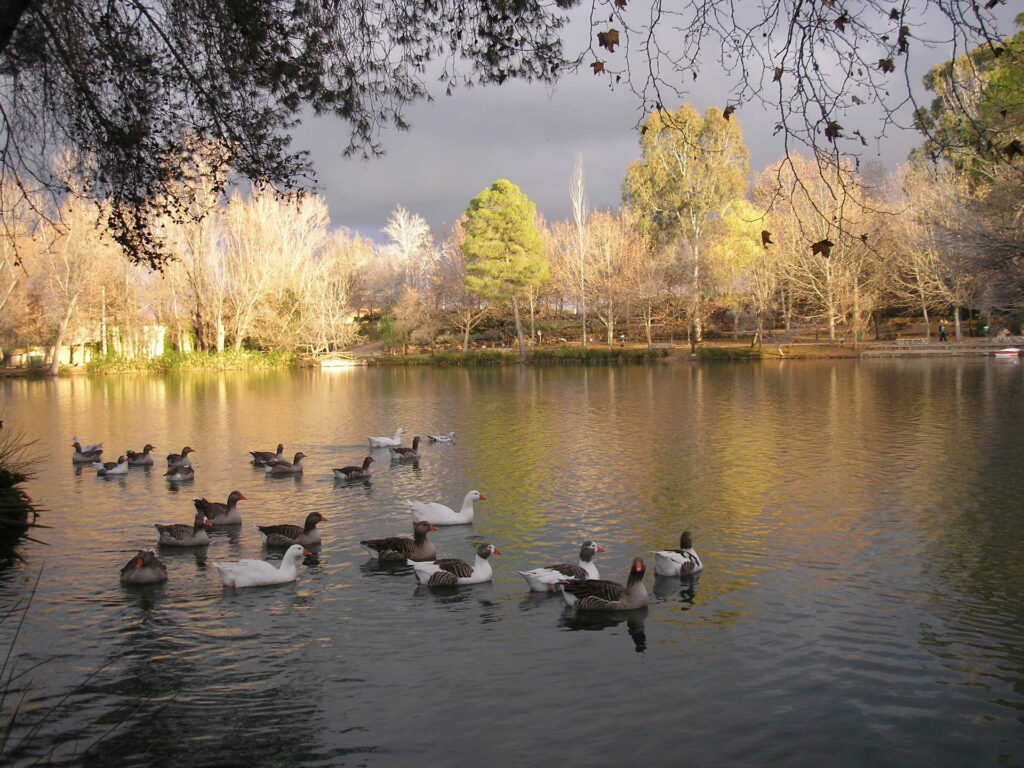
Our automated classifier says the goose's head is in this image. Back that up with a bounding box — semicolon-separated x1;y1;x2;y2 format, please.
468;490;486;502
476;542;501;559
679;531;693;549
627;557;646;585
580;540;606;560
227;490;248;505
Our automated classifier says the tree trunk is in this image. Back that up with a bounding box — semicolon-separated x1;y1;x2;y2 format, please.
462;322;470;352
954;306;963;341
49;295;78;376
511;296;526;362
528;289;536;345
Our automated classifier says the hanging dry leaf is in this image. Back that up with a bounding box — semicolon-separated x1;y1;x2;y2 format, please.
889;8;901;19
723;105;736;120
878;58;895;73
615;0;627;7
1004;140;1023;160
597;29;620;53
591;61;605;75
851;95;864;105
860;234;869;243
853;129;868;146
985;0;1001;8
761;230;773;247
834;13;849;32
773;67;783;82
825;121;843;141
811;239;835;258
897;26;910;54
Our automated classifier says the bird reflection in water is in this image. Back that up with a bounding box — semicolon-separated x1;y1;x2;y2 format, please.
335;475;373;495
653;572;700;605
560;606;648;653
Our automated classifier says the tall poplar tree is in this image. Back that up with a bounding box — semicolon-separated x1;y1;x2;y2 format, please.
623;105;749;349
461;179;549;362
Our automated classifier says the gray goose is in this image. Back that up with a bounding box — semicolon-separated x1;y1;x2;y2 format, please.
166;446;195;468
560;557;648;611
360;521;438;562
164;465;195;482
154;510;212;546
126;444;157;466
249;443;285;467
71;441;103;463
194;490;247;525
333;456;374;480
264;452;306;475
389;436;421;461
94;455;128;476
120;549;168;584
258;512;329;547
408;543;501;586
651;530;704;577
518;540;605;592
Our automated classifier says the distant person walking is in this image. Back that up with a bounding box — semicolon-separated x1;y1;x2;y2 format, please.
939;322;948;342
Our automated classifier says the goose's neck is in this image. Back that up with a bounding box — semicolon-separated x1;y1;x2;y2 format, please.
472;555;492;576
459;495;476;514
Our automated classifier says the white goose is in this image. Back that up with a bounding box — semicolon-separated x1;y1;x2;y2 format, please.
368;428;404;448
408;542;501;586
651;531;704;577
213;544;308;588
407;490;484;526
426;432;455;442
518;540;605;592
93;456;128;476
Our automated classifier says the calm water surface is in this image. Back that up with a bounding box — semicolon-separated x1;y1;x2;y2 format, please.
2;359;1023;767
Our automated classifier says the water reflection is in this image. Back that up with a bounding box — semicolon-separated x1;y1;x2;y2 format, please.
560;606;649;653
653;573;699;604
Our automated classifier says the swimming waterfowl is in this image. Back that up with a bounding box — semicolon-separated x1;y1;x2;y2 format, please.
407;490;484;526
249;444;285;467
214;544;308;588
126;444;157;466
154;510;212;546
166;446;195;468
164;465;195;482
426;432;455;442
389;436;421;460
333;456;374;480
651;531;704;577
119;549;168;584
518;540;605;592
264;452;306;475
408;542;501;586
258;512;329;547
560;557;648;611
368;428;404;448
360;521;438;562
194;490;247;526
94;456;128;476
73;437;102;453
71;441;103;463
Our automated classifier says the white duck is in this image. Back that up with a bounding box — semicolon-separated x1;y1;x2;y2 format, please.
408;542;501;586
518;540;605;592
407;490;484;526
651;531;704;577
214;544;308;588
93;455;128;476
368;428;404;448
426;432;455;442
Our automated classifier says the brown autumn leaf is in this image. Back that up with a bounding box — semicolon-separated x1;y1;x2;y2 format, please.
723;104;736;120
851;94;864;105
761;230;773;247
591;61;605;75
889;8;901;19
773;67;783;82
993;46;1004;57
811;239;835;258
854;129;868;146
878;58;895;73
1004;140;1023;160
615;0;627;7
597;29;620;53
860;234;869;244
824;121;843;141
773;123;783;135
985;0;1000;8
897;26;910;54
834;12;849;32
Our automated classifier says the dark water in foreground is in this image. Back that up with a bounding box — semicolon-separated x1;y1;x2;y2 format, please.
1;358;1023;767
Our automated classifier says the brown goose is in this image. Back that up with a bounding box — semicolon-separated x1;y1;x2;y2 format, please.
250;443;285;467
560;557;648;611
518;540;606;592
154;510;212;546
94;455;128;476
71;441;103;463
389;435;421;461
120;549;168;584
194;490;247;525
264;452;306;475
126;444;157;466
408;542;501;586
333;456;374;480
166;446;195;468
258;512;329;547
361;521;438;562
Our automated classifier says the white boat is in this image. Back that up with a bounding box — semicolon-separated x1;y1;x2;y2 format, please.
994;347;1021;359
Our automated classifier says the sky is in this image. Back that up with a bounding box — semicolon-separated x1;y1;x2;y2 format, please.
288;5;1014;245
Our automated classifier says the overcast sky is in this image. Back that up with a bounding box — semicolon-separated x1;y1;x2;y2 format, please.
288;7;1011;245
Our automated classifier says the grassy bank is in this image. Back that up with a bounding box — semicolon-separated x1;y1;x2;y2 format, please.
369;346;672;366
86;349;296;374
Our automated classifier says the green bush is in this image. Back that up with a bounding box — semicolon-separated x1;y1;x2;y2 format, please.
528;345;668;364
86;349;295;373
694;346;758;361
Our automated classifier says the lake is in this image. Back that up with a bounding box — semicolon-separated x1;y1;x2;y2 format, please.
2;358;1023;767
